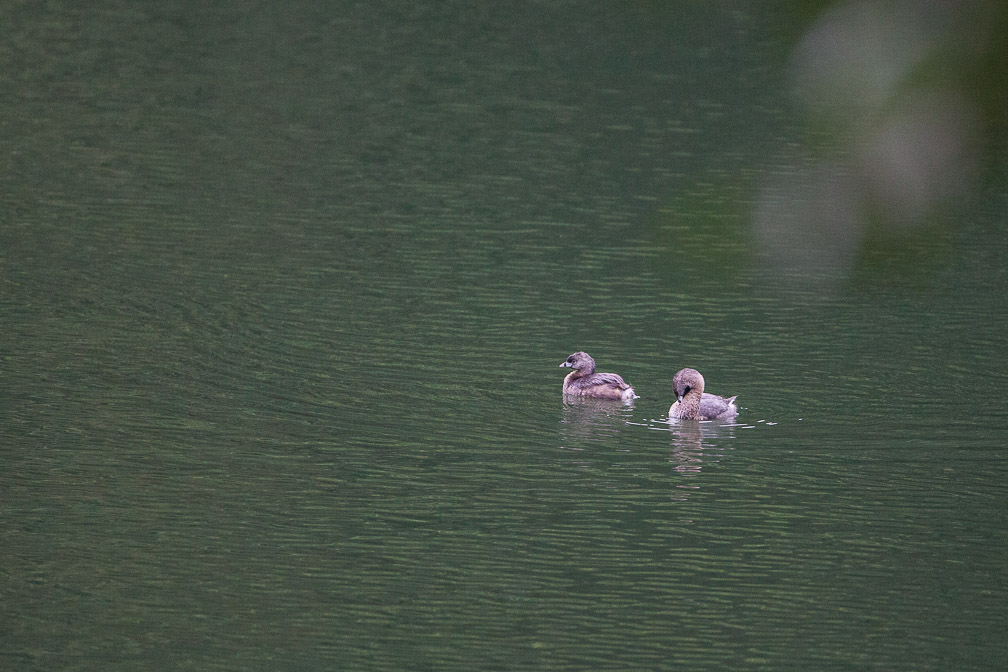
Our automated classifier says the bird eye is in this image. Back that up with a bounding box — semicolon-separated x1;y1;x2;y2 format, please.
567;356;574;363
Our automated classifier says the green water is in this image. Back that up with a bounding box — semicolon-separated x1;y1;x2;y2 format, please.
3;2;1007;670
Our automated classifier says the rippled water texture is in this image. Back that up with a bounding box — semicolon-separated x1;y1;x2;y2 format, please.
3;2;1007;670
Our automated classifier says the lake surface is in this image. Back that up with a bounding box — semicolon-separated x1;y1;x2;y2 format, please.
3;2;1007;670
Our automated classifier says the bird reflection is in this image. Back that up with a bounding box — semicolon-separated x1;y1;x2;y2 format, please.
666;419;738;480
668;420;706;476
558;397;635;445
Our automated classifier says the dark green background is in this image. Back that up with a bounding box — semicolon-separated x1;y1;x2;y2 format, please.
3;2;1006;670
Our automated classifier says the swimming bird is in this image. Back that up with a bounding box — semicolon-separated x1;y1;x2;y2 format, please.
669;368;738;420
559;351;636;401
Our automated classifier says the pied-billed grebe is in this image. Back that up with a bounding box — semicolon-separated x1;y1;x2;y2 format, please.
559;351;637;401
669;368;738;420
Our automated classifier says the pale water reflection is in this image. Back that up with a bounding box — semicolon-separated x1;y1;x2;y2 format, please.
558;398;636;446
661;418;741;479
